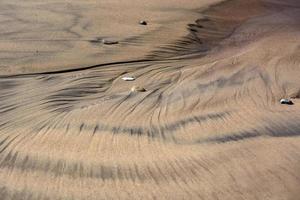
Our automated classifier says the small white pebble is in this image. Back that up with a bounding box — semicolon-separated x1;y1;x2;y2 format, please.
280;98;293;105
122;76;135;81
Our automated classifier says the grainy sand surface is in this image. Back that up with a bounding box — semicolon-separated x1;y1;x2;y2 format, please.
0;0;300;199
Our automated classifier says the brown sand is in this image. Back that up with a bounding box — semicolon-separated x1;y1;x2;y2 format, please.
0;0;300;199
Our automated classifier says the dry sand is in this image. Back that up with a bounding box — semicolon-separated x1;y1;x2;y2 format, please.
0;0;300;199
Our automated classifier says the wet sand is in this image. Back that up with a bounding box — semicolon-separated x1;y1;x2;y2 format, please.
0;0;300;199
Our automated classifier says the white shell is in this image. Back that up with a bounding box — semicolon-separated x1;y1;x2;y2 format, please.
122;76;135;81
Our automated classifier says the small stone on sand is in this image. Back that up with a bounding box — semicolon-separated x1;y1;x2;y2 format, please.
122;76;135;81
101;39;119;45
139;20;147;25
131;86;146;92
280;98;293;105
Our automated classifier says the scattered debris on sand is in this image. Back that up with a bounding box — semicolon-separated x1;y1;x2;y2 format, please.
122;76;135;81
139;20;147;25
280;98;293;105
131;86;146;92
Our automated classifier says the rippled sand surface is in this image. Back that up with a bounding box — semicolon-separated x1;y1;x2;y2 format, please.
0;0;300;199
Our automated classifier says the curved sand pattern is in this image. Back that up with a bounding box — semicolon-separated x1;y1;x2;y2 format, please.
1;0;300;199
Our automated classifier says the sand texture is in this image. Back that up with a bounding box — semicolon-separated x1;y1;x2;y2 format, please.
0;0;300;199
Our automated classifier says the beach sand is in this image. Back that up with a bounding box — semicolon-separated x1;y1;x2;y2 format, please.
0;0;300;199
